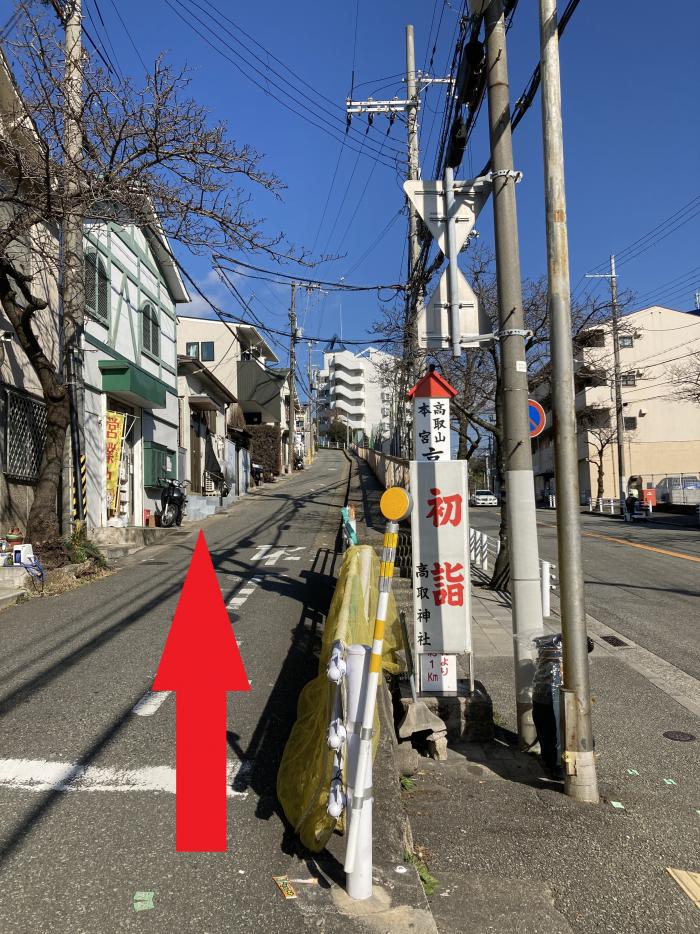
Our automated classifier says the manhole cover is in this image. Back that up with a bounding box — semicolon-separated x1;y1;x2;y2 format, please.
662;730;696;742
600;634;628;647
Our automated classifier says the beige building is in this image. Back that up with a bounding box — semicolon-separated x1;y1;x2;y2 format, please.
532;306;700;504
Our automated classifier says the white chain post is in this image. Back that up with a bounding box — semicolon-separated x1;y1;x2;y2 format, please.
540;560;551;618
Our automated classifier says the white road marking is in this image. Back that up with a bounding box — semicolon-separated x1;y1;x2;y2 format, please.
0;758;251;797
260;546;307;566
251;545;272;562
132;691;171;717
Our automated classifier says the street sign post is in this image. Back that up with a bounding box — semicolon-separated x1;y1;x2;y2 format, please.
403;178;490;254
528;399;546;439
420;268;490;350
404;176;493;355
408;369;472;694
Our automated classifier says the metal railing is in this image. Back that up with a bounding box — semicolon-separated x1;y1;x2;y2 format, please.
468;527;558;617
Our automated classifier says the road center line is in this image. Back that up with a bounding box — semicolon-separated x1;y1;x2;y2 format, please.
537;522;700;564
132;691;171;717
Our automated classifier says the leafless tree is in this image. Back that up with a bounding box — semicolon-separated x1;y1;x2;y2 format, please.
1;3;294;556
670;352;700;405
578;405;617;501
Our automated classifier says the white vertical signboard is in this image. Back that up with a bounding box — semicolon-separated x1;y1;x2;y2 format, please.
410;459;472;658
408;367;472;695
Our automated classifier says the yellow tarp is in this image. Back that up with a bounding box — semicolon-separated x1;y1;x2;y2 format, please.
276;544;403;852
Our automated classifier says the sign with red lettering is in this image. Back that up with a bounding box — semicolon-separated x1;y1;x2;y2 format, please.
419;653;458;693
410;460;471;654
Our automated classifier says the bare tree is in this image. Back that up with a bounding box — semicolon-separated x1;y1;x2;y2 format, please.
578;406;617;501
1;4;293;556
670;352;700;405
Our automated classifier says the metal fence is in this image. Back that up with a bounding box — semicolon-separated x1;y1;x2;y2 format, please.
4;388;47;482
469;527;558;617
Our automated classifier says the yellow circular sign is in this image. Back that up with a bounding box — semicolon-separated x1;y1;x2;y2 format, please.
380;487;412;522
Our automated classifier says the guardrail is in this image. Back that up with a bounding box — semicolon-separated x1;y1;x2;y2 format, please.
469;527;557;617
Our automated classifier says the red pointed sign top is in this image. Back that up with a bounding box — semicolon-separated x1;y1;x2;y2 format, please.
407;366;458;400
153;531;250;693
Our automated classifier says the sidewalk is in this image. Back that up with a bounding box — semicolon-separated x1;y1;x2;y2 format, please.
350;453;700;934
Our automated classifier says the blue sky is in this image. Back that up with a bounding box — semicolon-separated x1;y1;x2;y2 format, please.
8;1;700;378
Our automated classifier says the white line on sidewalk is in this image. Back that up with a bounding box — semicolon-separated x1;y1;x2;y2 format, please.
0;758;252;797
131;691;171;717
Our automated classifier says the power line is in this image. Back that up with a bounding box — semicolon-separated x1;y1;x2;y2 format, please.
213;256;404;293
164;0;406;167
106;0;148;73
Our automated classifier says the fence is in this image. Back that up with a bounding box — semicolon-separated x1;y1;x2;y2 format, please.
468;527;557;617
353;446;410;489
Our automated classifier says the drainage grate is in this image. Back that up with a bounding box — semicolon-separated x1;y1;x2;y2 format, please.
600;634;629;647
662;731;696;742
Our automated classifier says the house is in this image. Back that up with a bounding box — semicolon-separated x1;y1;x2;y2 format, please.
82;216;190;528
317;346;398;450
177;315;291;475
0;51;61;530
177;355;250;519
531;306;700;503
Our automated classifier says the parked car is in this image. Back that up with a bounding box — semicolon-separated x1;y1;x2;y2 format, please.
655;475;700;504
470;489;498;507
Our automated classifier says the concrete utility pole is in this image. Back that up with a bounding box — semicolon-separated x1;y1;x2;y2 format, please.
307;340;315;462
57;0;87;527
585;255;626;517
287;283;297;473
483;0;544;747
538;0;599;803
405;25;421;374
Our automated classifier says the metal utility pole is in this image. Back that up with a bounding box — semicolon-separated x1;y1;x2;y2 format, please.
539;0;598;803
483;0;544;747
287;283;297;473
585;255;626;517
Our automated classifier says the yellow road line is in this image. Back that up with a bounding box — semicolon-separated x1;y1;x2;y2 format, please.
538;521;700;565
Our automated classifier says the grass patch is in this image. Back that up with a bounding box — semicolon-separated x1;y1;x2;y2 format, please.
400;775;417;791
404;849;439;896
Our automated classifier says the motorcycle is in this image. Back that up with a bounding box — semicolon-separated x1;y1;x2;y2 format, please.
294;451;305;470
159;478;188;527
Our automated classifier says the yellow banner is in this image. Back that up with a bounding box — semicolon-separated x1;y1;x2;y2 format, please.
105;411;125;513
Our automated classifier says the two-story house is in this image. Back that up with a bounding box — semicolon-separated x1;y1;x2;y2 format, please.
82;216;190;528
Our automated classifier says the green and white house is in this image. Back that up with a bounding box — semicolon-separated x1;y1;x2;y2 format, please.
82;218;189;529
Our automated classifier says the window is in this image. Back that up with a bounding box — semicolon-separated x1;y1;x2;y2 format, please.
84;250;109;324
185;341;199;358
623;416;637;431
142;302;159;357
618;335;634;349
200;341;215;362
620;372;636;387
3;388;47;482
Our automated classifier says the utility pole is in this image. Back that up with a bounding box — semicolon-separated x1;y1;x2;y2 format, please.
539;0;598;803
287;283;297;473
307;340;315;462
347;25;431;458
52;0;87;528
585;255;626;517
483;0;544;747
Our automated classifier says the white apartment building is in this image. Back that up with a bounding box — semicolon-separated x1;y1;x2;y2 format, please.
532;306;700;504
317;346;398;448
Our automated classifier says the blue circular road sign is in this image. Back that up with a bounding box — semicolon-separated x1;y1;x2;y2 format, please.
528;399;546;438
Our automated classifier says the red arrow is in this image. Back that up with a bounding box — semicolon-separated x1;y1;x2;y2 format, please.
153;530;249;852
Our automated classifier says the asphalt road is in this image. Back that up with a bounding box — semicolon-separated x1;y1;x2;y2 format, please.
0;452;376;933
468;506;700;680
